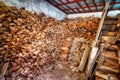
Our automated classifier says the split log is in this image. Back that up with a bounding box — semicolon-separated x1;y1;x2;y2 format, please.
117;14;120;21
102;31;117;36
102;25;116;31
97;65;119;74
101;36;116;44
85;47;98;78
100;53;118;62
118;50;120;64
106;16;118;20
104;20;117;25
101;43;118;52
78;46;90;72
95;71;119;80
98;56;119;69
118;50;120;58
0;62;9;77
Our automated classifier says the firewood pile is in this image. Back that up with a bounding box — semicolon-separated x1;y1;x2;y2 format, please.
95;15;120;80
0;1;99;80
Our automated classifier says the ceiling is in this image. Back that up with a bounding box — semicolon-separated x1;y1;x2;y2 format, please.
45;0;120;14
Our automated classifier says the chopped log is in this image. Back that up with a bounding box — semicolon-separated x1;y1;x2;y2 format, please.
118;50;120;64
98;56;119;69
0;62;9;76
101;43;118;52
105;16;118;20
102;25;116;31
9;65;20;72
98;65;119;74
95;71;119;80
118;50;120;58
104;20;117;25
78;46;90;72
101;36;116;44
102;31;117;36
100;53;118;62
117;14;120;20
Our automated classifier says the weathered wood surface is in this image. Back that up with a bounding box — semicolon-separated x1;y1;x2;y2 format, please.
102;25;116;31
78;46;90;72
102;31;117;36
104;20;117;25
95;71;119;80
98;65;119;74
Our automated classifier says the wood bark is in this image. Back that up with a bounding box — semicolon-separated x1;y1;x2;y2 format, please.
95;71;119;80
98;65;119;74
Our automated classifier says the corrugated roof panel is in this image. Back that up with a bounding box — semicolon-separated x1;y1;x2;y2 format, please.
45;0;120;14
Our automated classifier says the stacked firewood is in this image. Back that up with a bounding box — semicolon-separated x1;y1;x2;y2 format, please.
95;15;120;80
0;1;99;80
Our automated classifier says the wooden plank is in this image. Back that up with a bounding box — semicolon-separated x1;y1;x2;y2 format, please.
95;71;119;80
94;2;110;47
78;46;90;72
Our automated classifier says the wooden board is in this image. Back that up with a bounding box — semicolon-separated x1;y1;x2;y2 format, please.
78;46;90;72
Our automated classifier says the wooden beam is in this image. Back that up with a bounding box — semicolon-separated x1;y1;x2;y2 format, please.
93;2;110;47
85;47;98;79
78;46;90;72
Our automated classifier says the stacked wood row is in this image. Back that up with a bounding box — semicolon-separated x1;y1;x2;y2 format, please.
95;15;120;80
0;1;99;80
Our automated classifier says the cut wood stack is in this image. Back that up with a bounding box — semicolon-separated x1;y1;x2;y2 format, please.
95;15;120;80
0;1;100;80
